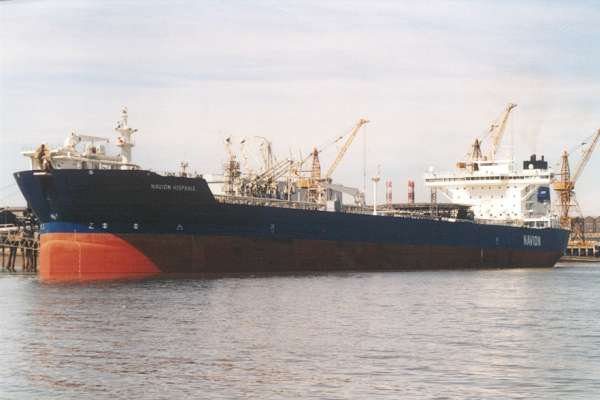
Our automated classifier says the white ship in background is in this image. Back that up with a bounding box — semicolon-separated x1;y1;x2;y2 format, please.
425;103;556;228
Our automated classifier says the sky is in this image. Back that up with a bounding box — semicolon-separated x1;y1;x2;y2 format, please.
1;0;599;214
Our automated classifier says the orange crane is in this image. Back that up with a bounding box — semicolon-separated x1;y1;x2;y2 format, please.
552;128;600;238
297;118;369;201
311;118;369;202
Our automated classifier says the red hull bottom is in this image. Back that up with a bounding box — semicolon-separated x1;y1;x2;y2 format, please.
40;233;563;282
40;233;160;281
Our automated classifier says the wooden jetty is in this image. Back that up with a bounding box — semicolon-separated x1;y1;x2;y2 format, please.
0;230;39;273
0;207;39;274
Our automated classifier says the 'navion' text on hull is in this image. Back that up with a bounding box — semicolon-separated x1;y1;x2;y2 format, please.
14;106;569;281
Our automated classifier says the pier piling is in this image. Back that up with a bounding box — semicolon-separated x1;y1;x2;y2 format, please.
0;232;39;273
1;207;39;274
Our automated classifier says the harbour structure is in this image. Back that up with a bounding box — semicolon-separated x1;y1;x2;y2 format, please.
564;241;599;259
552;129;600;249
0;207;39;272
564;216;600;259
14;108;569;281
424;103;554;229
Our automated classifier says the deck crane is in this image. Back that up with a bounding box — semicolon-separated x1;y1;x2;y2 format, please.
239;137;250;174
256;136;275;173
294;119;367;188
254;158;294;184
552;128;600;236
307;118;369;203
462;103;516;168
486;103;517;161
224;136;234;159
244;156;295;198
323;118;369;181
222;136;241;196
457;103;517;171
292;128;352;175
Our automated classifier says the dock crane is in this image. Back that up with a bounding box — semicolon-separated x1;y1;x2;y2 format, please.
291;135;345;183
465;103;517;165
487;103;517;161
323;118;369;181
308;118;369;202
552;128;600;238
233;118;369;202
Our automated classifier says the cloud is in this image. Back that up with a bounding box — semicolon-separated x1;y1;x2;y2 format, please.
1;0;599;213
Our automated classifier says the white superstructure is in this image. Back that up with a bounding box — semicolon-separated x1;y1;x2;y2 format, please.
22;108;140;171
425;157;554;227
424;103;557;228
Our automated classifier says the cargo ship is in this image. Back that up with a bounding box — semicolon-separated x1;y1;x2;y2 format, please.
14;106;569;281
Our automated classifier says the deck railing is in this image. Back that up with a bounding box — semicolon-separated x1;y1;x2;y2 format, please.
214;195;324;211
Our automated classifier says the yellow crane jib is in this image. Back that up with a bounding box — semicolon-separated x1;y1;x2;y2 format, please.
324;118;369;180
487;102;517;161
571;128;600;185
553;128;600;231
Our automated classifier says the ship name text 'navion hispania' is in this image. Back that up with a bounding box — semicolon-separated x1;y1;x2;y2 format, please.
424;103;557;229
14;106;569;282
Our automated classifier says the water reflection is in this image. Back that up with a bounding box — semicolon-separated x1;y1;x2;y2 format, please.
1;266;600;399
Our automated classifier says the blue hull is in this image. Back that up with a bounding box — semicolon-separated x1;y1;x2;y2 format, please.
14;169;570;280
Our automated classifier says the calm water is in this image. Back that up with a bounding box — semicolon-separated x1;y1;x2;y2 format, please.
1;264;600;399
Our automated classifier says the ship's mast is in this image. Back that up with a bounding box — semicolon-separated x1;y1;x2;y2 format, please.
308;148;321;202
372;166;380;216
115;107;138;165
